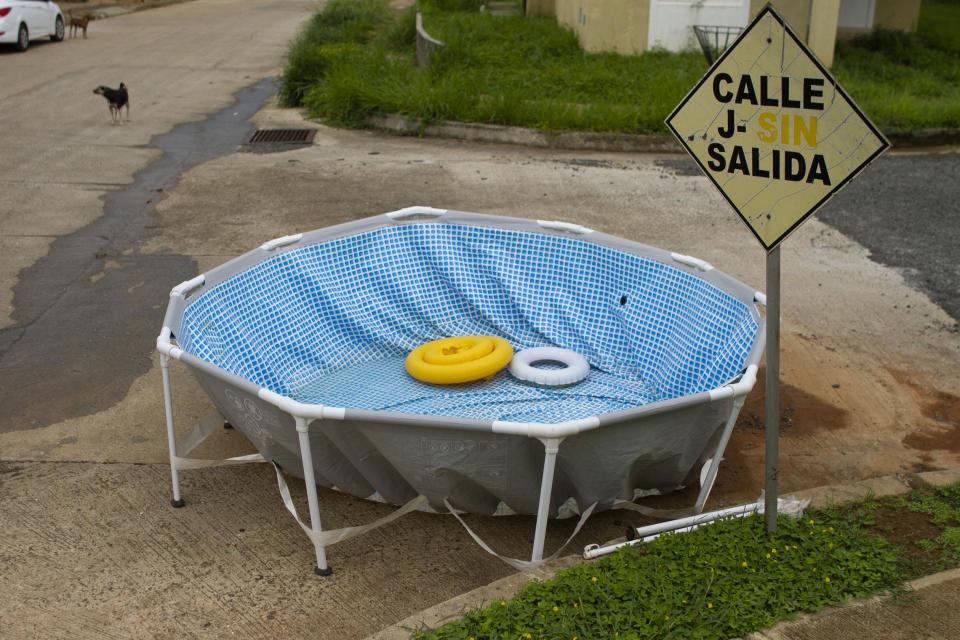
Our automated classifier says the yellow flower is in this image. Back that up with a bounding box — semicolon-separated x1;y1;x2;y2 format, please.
808;519;816;525
766;553;772;559
500;601;507;607
591;576;598;584
707;602;713;609
771;548;777;554
573;603;578;608
552;606;560;613
824;576;831;583
741;561;749;568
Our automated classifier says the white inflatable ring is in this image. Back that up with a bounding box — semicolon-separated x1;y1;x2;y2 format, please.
509;347;590;387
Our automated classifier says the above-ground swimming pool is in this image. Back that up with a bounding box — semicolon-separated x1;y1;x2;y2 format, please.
158;208;765;573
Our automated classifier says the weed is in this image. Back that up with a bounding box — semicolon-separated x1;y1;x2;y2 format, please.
415;513;901;640
283;0;960;136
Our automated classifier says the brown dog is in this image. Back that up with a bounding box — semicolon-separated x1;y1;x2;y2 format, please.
68;12;92;39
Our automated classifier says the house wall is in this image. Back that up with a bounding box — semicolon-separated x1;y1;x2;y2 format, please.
749;0;840;66
524;0;557;18
750;0;813;38
529;0;918;64
549;0;650;54
835;0;922;39
872;0;921;31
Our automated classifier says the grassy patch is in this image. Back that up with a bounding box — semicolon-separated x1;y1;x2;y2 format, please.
415;483;960;640
282;0;960;135
279;0;393;107
833;1;960;131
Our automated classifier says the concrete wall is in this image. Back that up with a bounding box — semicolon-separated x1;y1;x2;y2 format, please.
749;0;840;66
836;0;921;39
872;0;921;31
524;0;557;18
550;0;650;54
750;0;812;37
529;0;919;62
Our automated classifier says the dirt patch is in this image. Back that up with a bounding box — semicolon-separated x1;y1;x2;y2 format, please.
921;389;960;426
891;368;960;426
874;505;943;545
891;368;960;452
909;453;945;474
737;366;849;435
710;434;763;502
702;364;852;502
871;505;946;578
903;426;960;453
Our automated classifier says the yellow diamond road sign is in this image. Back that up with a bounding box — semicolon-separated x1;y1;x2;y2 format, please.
666;5;889;251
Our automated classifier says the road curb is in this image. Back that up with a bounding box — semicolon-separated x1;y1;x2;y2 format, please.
68;0;193;20
744;567;960;640
887;127;960;148
361;114;960;153
365;468;960;640
363;115;681;153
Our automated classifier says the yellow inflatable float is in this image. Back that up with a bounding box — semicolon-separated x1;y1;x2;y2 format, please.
405;336;513;384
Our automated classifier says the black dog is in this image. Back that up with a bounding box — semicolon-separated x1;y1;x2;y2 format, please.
93;83;130;124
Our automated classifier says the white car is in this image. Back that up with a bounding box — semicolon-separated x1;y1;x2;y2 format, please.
0;0;64;52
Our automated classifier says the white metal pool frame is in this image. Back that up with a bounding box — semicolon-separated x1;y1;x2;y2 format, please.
156;207;766;575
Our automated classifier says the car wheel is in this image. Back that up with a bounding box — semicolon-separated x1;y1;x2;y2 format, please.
16;23;28;52
51;15;65;42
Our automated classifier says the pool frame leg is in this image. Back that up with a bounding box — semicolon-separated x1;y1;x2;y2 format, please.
693;395;747;514
294;416;332;576
531;437;563;562
160;353;185;508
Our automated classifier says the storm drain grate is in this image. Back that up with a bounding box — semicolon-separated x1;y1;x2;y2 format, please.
248;129;316;145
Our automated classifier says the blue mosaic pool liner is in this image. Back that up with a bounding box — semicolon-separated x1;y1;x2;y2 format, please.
179;223;758;423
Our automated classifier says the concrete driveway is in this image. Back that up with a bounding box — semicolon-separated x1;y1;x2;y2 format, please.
1;2;958;638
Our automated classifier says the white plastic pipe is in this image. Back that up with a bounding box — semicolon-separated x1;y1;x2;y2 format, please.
261;233;303;251
160;354;184;507
531;438;562;561
582;501;760;560
536;220;594;234
170;274;205;298
708;364;758;401
670;252;714;272
385;206;447;219
693;395;747;513
295;417;331;575
639;508;756;542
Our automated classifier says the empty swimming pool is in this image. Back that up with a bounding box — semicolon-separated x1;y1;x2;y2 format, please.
157;207;765;574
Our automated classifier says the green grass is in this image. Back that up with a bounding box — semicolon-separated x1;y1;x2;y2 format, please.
281;0;960;135
279;0;393;107
414;483;960;640
833;0;960;131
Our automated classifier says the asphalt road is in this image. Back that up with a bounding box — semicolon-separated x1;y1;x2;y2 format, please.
820;153;960;323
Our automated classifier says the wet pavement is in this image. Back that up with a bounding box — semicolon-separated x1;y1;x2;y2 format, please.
0;79;278;433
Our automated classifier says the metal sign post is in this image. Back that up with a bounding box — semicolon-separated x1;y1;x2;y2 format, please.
764;247;780;531
665;5;889;534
